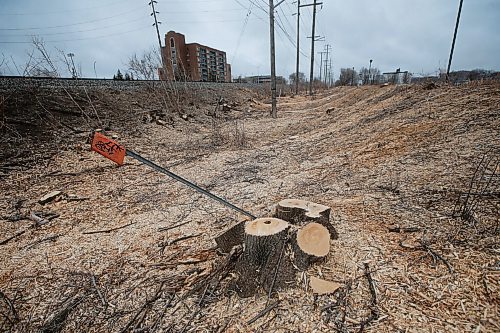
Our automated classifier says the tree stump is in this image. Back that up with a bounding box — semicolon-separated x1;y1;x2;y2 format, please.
243;218;289;265
275;199;338;239
292;222;330;270
234;218;290;297
215;221;245;253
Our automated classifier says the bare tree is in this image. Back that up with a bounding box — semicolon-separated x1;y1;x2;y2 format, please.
0;54;6;75
402;72;412;84
337;68;357;86
288;72;305;87
359;67;382;85
128;48;161;80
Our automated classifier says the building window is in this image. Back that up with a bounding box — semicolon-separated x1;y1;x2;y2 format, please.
170;38;175;48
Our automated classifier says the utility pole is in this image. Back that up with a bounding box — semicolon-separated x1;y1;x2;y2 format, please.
294;0;300;95
328;58;332;87
323;44;331;85
149;0;163;50
300;0;322;96
269;0;285;118
446;0;464;81
318;51;325;83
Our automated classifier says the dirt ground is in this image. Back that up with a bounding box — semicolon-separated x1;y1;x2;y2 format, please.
0;80;499;332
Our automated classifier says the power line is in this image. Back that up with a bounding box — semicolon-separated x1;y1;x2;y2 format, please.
0;17;262;43
0;26;152;44
0;0;136;16
0;17;150;38
232;2;254;65
0;6;146;31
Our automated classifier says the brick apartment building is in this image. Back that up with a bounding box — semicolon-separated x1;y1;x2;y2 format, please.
159;31;231;82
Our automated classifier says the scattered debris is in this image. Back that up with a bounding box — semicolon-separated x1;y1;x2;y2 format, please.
309;276;341;295
82;222;136;235
38;190;62;205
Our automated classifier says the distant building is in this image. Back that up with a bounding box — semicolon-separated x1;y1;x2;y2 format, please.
159;31;231;82
235;75;286;84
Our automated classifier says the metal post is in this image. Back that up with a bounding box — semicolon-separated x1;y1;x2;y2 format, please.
446;0;464;81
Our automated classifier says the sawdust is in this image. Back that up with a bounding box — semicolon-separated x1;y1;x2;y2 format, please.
0;81;499;332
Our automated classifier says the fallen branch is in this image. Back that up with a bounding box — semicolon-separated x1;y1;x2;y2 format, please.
158;220;190;232
91;275;107;307
82;222;136;235
0;229;28;246
39;295;85;333
64;196;90;202
359;263;379;333
119;282;165;333
23;234;60;250
1;214;28;222
168;233;201;246
388;226;421;233
0;290;19;325
419;241;454;274
247;301;279;325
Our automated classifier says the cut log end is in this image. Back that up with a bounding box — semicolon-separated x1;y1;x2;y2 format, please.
297;222;330;257
293;222;330;270
275;199;337;239
245;217;289;236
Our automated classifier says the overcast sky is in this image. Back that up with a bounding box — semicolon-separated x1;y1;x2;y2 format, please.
0;0;499;80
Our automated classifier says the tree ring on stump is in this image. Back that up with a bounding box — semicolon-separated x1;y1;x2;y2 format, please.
245;218;289;237
296;222;330;257
275;199;338;239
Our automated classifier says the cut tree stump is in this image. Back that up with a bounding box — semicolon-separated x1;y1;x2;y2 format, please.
234;218;290;297
243;218;289;266
292;222;330;270
275;199;338;239
215;221;245;253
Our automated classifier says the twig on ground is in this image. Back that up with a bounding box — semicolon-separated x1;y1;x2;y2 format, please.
419;241;454;274
91;275;107;307
82;222;136;235
168;233;201;246
158;220;190;232
23;234;60;250
247;301;279;325
359;262;379;333
0;229;28;246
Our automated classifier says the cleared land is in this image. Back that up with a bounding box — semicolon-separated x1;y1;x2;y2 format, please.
0;80;499;332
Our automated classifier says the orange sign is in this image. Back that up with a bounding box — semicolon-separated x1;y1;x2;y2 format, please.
91;132;126;165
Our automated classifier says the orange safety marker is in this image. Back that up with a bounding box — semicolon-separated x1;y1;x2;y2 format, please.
91;132;126;165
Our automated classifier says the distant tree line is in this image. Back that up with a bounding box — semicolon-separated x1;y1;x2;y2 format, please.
113;69;135;81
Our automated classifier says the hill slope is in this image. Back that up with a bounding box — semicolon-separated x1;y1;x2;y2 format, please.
0;81;498;332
